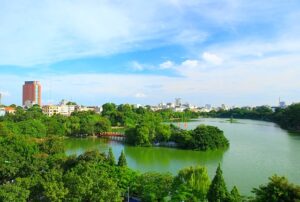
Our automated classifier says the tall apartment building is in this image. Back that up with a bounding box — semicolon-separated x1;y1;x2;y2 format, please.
22;81;41;106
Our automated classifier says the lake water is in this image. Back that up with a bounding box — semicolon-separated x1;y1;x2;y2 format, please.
64;118;300;195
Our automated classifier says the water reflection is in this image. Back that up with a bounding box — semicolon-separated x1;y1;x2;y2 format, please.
124;145;226;173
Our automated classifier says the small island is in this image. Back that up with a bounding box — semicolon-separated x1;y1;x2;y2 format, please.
125;123;229;151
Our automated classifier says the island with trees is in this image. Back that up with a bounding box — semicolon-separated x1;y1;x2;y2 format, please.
125;122;229;150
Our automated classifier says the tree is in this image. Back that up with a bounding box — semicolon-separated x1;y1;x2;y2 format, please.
276;103;300;131
117;150;127;167
45;115;67;136
252;175;300;202
133;172;173;202
66;101;77;105
107;147;116;165
94;116;111;134
135;125;151;146
191;125;229;150
65;116;80;136
125;125;151;146
155;124;171;142
41;169;69;201
172;166;211;201
227;186;242;202
64;163;122;202
0;182;30;202
39;136;65;155
17;119;47;138
207;164;228;202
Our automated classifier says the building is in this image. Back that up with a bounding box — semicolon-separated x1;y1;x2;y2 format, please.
42;99;76;116
0;107;5;116
175;98;182;107
23;81;41;106
4;107;16;114
42;105;60;116
279;101;286;109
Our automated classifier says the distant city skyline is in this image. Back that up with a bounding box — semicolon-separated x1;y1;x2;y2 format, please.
1;1;300;106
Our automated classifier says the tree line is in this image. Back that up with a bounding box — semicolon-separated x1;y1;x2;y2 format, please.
1;104;228;151
201;103;300;132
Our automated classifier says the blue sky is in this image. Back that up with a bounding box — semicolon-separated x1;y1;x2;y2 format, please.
1;0;300;107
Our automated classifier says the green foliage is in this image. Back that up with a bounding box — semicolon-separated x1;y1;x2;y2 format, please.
0;121;20;136
202;106;273;121
126;122;229;151
227;186;242;202
74;112;111;136
190;125;229;150
1;106;112;138
0;135;39;183
252;175;300;202
0;180;30;202
275;103;300;131
64;163;122;202
155;124;171;142
207;164;229;202
17;119;47;137
44;115;67;136
39;136;65;155
66;101;77;105
118;150;127;167
41;169;69;202
107;147;116;165
172;166;211;201
132;172;173;202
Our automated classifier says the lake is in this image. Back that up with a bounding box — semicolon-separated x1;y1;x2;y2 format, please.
64;118;300;195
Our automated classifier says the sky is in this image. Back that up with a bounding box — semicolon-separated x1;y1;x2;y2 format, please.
1;0;300;107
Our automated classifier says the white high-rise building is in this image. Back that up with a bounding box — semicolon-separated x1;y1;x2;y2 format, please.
175;98;182;107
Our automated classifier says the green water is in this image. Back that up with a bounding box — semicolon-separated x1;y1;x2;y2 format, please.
64;118;300;195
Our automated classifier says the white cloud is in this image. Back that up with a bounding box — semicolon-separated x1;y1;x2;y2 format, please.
181;60;200;68
135;93;147;98
130;61;145;71
159;60;174;69
1;0;297;66
0;1;181;66
202;52;223;65
172;30;208;46
0;91;10;97
1;59;300;106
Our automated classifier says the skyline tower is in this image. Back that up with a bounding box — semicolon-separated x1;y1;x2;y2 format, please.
22;81;42;106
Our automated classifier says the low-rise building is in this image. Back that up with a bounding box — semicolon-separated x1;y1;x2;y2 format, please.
60;105;76;116
0;107;5;116
42;105;60;116
75;106;96;112
42;99;76;116
42;99;105;116
5;107;16;114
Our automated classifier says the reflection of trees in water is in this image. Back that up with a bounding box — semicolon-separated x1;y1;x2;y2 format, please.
65;138;227;174
65;138;110;155
124;146;227;169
